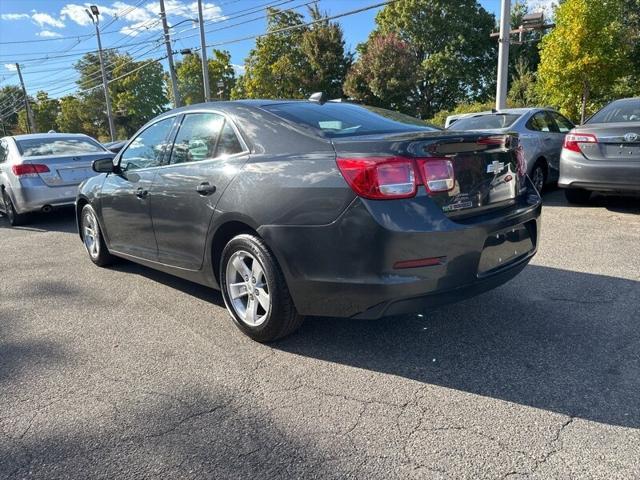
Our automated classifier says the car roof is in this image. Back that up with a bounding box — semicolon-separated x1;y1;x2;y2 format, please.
12;132;93;140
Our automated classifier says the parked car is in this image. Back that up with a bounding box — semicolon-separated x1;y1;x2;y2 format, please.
0;133;113;225
559;97;640;203
445;111;491;129
103;140;127;154
76;98;542;342
447;108;575;192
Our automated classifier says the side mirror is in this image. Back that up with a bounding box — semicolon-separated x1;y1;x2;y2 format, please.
92;158;117;173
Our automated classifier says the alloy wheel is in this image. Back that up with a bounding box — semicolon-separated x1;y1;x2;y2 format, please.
531;166;545;193
225;250;271;327
83;211;100;259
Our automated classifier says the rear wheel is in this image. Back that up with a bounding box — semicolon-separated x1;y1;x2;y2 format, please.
564;188;591;204
81;204;115;267
220;233;303;342
530;162;547;193
1;190;28;226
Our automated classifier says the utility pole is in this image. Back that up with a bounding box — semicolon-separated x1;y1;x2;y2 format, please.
495;0;511;110
197;0;211;102
86;6;116;142
15;63;36;133
159;0;181;108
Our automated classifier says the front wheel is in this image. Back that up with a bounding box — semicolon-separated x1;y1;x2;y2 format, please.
530;162;547;194
81;204;115;267
220;233;303;342
564;188;591;204
2;190;28;226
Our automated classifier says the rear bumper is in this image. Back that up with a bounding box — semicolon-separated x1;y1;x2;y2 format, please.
11;181;79;214
559;150;640;193
259;185;542;319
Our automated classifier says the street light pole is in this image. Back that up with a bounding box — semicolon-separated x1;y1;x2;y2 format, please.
159;0;181;108
86;6;116;142
15;63;36;133
495;0;511;110
197;0;211;102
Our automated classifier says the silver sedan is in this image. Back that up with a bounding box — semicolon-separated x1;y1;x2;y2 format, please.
0;133;113;225
447;108;575;192
559;97;640;203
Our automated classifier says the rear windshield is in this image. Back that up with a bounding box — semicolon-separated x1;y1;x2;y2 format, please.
16;137;106;157
448;113;521;130
262;102;438;137
587;99;640;124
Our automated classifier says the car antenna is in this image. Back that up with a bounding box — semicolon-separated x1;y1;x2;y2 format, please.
309;92;328;105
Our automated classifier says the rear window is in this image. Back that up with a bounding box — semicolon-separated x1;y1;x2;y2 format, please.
448;114;521;130
587;99;640;124
262;102;437;138
16;137;106;157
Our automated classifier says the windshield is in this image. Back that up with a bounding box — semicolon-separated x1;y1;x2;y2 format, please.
262;102;438;138
16;137;106;157
587;99;640;124
448;113;521;130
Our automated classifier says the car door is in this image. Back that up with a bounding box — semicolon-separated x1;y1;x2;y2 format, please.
547;112;575;179
99;116;177;260
526;112;558;168
150;112;249;270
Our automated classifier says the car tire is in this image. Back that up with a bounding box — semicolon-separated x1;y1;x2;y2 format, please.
81;204;115;267
564;188;591;204
530;162;547;193
220;233;304;342
1;189;28;226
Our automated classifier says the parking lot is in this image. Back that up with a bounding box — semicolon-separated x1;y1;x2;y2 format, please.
0;189;638;479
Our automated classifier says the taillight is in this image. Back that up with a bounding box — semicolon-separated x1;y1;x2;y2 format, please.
417;158;455;193
12;164;50;177
563;133;597;153
336;157;417;199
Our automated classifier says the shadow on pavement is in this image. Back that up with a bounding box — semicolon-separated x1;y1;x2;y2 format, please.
0;206;77;234
275;265;640;429
542;188;640;213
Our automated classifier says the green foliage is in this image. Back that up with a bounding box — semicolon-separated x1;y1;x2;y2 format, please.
0;85;23;134
536;0;631;122
57;95;85;134
17;91;59;133
173;49;236;105
508;1;543;80
343;33;418;114
373;0;497;118
232;6;350;100
427;101;496;128
507;59;539;107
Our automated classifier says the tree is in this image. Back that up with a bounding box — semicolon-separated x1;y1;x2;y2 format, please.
111;56;167;137
344;33;418;114
536;0;630;123
18;91;59;133
372;0;497;118
173;49;236;105
57;95;86;134
0;85;23;134
507;58;538;107
508;1;544;80
232;6;350;99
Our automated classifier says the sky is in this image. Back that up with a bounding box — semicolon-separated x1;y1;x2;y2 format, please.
0;0;556;100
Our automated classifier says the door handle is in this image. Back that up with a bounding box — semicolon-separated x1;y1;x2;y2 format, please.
196;182;216;195
135;187;149;199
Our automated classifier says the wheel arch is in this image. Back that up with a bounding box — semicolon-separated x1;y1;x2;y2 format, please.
76;195;90;240
210;219;260;285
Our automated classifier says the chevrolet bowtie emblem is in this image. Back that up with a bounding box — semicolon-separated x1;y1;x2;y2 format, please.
487;161;505;174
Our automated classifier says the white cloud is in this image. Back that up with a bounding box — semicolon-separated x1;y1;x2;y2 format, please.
60;4;95;26
1;13;31;21
526;0;557;20
4;64;18;71
36;29;63;38
232;64;245;75
31;12;66;28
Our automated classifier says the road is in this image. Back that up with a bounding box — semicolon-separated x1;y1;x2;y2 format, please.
1;190;639;479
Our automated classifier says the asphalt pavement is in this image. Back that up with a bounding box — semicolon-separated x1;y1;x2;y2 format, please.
1;189;639;479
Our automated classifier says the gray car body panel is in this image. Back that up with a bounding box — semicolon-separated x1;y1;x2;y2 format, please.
77;100;542;318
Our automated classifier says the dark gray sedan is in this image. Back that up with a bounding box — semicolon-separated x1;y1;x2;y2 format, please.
76;99;541;341
559;97;640;203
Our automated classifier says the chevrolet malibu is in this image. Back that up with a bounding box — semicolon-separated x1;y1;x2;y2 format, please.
76;98;542;342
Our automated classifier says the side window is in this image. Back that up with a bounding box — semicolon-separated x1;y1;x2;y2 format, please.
551;112;574;133
170;113;224;165
0;139;7;163
120;117;175;171
527;112;554;132
216;120;244;157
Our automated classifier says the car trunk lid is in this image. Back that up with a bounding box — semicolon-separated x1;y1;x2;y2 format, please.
332;131;526;217
22;152;110;186
573;122;640;161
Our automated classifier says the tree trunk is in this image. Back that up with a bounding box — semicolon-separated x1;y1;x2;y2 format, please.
581;80;590;124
